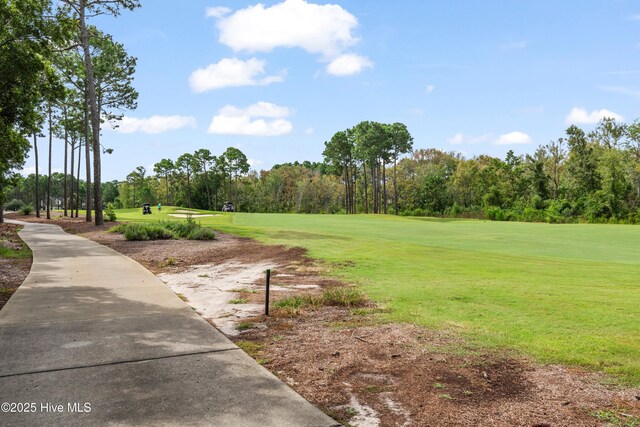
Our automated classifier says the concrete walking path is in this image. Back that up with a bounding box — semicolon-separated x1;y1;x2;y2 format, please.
0;220;338;426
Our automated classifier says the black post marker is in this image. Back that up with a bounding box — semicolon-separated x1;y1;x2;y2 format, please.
265;269;271;316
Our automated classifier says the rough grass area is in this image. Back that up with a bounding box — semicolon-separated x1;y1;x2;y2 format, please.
116;208;640;385
271;287;367;317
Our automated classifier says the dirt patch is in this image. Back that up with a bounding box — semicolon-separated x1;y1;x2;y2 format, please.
7;212;640;426
239;313;640;426
0;222;32;310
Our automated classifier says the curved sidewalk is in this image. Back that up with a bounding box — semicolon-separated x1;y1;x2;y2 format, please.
0;220;338;426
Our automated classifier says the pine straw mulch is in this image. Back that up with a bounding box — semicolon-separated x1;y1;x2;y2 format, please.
0;222;32;310
5;212;640;426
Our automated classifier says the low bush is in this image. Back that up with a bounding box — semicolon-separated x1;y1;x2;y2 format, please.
122;223;176;241
19;204;33;215
110;219;215;241
5;199;24;211
187;227;215;240
104;203;117;222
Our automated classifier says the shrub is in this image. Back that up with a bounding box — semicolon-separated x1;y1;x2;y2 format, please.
447;202;463;217
104;202;117;222
187;227;215;240
111;219;214;241
484;206;507;221
19;204;33;215
164;220;215;240
121;223;176;241
5;199;24;211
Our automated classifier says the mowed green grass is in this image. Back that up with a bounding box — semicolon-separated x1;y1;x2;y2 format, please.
117;208;640;385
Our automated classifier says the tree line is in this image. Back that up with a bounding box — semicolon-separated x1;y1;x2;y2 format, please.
107;117;640;224
115;147;249;211
0;0;139;224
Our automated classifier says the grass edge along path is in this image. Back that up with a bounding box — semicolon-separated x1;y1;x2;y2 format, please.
116;208;640;386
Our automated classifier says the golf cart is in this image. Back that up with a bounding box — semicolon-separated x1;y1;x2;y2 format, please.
222;201;235;212
142;203;152;215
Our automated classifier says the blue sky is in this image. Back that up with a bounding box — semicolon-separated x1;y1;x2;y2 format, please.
22;0;640;181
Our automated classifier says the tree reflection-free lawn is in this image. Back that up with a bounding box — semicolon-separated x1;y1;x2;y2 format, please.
119;208;640;385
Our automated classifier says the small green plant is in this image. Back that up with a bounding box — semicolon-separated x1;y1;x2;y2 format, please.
228;298;248;304
198;274;210;278
438;394;454;400
364;385;393;394
176;293;188;302
19;204;33;215
344;407;358;417
235;340;264;356
0;287;14;298
236;321;255;331
231;287;258;294
104;202;117;222
433;383;446;389
592;410;640;427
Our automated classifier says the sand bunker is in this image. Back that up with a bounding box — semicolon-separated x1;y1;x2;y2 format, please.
168;214;217;218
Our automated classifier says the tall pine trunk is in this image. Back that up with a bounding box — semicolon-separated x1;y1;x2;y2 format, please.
34;133;40;218
63;109;68;217
362;161;368;213
76;140;81;217
69;137;75;215
84;94;91;222
371;159;377;214
78;1;103;226
343;163;349;214
393;155;398;215
383;160;387;214
47;103;53;220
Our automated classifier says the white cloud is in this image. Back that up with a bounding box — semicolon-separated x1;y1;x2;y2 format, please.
501;41;527;49
206;6;231;18
207;102;293;136
216;0;359;58
425;85;435;94
111;115;197;134
494;131;533;146
326;53;373;76
448;133;491;145
304;127;315;135
213;0;371;76
248;158;264;167
189;57;284;92
565;107;624;124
